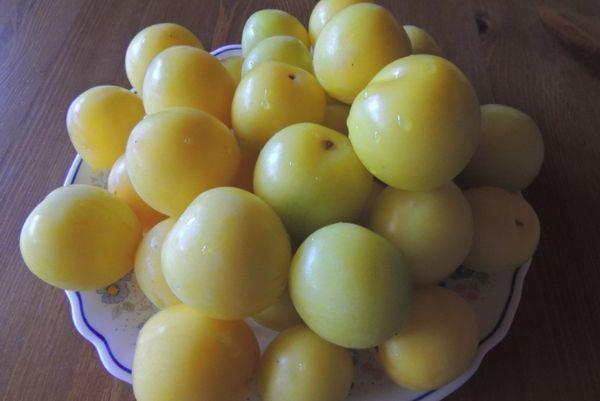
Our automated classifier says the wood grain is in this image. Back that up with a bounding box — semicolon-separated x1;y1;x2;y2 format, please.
1;1;599;400
538;5;600;74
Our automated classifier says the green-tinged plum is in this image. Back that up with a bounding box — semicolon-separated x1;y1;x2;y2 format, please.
254;123;373;243
289;223;412;348
357;178;386;225
460;104;544;191
242;35;312;76
369;182;473;284
252;290;302;332
241;10;310;56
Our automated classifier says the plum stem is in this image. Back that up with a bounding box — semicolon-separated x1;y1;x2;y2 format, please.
322;139;335;150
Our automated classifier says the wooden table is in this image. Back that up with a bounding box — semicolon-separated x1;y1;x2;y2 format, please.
2;1;599;400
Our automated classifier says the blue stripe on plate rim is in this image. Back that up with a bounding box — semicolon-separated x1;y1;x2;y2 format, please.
63;44;531;399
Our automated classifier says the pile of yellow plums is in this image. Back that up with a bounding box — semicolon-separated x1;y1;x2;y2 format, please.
19;1;543;400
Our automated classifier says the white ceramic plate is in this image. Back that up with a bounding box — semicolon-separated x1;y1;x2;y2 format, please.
64;44;530;400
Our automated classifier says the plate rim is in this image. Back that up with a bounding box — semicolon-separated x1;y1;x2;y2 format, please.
63;44;531;400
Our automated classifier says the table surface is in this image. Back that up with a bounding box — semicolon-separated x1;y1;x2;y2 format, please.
2;0;600;400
